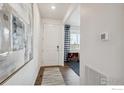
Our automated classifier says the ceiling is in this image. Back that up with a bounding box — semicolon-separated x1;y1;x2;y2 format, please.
66;6;80;26
38;3;71;20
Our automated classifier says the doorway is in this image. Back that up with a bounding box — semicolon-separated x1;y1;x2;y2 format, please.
64;25;80;76
64;5;80;76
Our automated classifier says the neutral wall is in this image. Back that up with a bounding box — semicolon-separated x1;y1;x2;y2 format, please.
4;4;42;85
80;4;124;85
38;18;44;67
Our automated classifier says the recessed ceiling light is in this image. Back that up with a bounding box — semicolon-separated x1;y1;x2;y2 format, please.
51;6;56;10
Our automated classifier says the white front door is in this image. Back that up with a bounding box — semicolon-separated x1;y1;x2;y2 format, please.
43;24;60;66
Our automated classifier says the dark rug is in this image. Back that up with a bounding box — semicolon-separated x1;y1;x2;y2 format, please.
66;61;79;76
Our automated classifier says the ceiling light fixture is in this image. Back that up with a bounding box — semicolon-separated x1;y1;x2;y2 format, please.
51;6;56;10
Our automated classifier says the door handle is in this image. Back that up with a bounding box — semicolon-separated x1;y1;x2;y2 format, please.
57;45;59;49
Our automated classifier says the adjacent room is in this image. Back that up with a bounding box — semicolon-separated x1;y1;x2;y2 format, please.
64;6;80;76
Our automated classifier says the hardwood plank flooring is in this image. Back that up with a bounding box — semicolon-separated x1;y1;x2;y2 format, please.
59;64;80;85
34;67;44;85
35;64;80;85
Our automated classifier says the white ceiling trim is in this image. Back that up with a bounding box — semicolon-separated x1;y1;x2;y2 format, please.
62;4;78;24
65;5;80;26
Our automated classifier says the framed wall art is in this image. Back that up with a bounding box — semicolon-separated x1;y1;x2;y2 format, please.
12;15;25;51
0;6;11;60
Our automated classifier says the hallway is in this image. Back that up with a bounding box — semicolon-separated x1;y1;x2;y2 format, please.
33;4;80;85
0;3;80;85
35;65;80;85
1;3;124;86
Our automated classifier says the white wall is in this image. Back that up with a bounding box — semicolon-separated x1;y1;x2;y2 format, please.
4;4;42;85
38;18;44;67
65;6;80;27
80;4;124;85
70;26;80;34
42;18;64;66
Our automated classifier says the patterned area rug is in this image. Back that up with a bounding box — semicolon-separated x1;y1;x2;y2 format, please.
66;61;79;76
42;67;65;85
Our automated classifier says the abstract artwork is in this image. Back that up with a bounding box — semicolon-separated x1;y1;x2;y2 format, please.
24;23;33;63
0;5;16;84
0;8;10;59
24;10;33;63
12;15;25;51
0;4;33;84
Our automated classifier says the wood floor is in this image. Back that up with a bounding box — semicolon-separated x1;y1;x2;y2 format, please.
60;64;80;85
35;67;44;85
35;64;80;85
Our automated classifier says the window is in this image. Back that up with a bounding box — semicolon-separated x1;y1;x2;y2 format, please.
70;32;80;52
